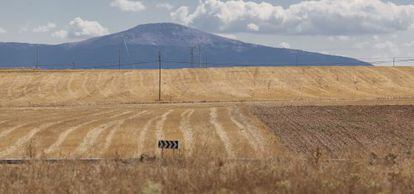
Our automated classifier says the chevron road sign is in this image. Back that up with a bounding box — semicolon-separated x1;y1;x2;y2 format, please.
158;140;180;150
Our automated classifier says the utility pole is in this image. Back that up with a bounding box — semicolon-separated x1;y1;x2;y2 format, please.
295;51;299;66
190;47;194;68
118;48;121;70
198;45;201;68
35;46;39;69
205;55;208;68
158;51;162;101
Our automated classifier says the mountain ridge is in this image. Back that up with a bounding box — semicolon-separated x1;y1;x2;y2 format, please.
0;23;371;68
62;23;249;48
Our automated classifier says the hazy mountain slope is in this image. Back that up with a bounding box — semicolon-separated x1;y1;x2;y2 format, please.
0;23;371;69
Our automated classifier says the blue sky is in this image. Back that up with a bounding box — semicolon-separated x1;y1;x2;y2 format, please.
1;0;414;64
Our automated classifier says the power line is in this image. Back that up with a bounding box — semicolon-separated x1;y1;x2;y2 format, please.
12;50;414;70
34;57;414;69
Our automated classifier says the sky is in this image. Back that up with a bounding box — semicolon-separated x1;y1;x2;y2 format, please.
1;0;414;65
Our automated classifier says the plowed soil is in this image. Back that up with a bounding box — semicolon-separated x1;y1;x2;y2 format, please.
250;105;414;158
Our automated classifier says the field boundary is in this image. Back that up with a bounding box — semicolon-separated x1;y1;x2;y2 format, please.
0;96;414;110
0;97;413;109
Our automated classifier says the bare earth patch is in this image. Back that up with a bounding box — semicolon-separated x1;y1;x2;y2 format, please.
250;105;414;159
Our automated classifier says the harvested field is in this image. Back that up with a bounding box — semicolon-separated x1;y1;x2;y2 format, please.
0;105;278;159
0;67;414;193
0;66;414;107
251;105;414;159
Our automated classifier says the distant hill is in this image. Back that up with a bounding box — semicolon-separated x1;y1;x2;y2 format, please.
0;23;371;69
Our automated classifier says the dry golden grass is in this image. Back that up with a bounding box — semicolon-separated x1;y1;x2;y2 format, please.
1;104;413;193
0;67;414;193
0;104;279;159
1;151;414;193
0;66;414;107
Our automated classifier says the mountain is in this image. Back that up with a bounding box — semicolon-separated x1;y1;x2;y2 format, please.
0;23;371;69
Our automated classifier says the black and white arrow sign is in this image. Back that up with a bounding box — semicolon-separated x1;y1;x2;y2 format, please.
158;140;179;149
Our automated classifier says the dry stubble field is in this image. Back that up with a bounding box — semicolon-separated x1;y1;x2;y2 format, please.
0;66;414;193
0;104;278;159
0;66;414;106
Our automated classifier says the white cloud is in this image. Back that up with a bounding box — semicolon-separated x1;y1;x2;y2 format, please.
33;22;57;33
328;36;351;41
110;0;146;12
156;3;174;10
18;26;29;33
171;6;192;25
354;41;370;49
215;33;238;40
51;30;68;39
52;17;109;39
171;0;414;36
354;39;401;57
319;51;331;55
404;41;414;47
247;23;259;32
67;17;109;38
279;42;290;49
373;41;401;56
0;28;6;34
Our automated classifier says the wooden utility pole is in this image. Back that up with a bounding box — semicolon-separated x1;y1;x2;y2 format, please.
158;51;162;101
295;51;299;66
118;48;121;70
205;55;208;68
190;47;194;68
198;46;201;68
35;46;39;69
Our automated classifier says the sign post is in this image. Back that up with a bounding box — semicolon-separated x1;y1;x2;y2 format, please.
158;140;180;159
